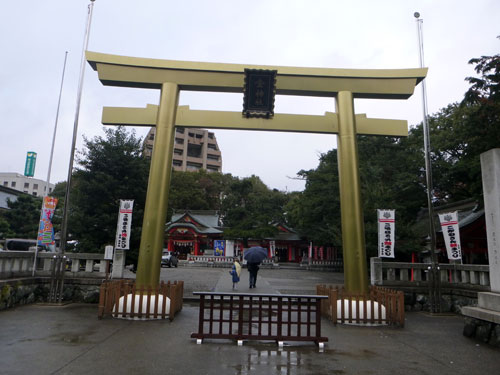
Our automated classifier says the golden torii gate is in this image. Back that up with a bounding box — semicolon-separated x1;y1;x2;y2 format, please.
87;51;426;294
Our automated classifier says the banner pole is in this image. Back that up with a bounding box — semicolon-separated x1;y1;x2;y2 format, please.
60;0;96;256
414;11;440;313
32;52;68;276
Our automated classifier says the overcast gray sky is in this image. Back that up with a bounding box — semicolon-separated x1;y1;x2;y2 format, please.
1;0;498;192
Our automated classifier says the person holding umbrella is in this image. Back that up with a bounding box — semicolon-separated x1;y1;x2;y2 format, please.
244;246;268;289
247;261;259;288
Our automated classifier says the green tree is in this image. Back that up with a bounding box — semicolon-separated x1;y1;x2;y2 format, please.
221;175;288;244
357;135;426;258
0;215;12;239
285;150;341;246
167;170;233;219
69;127;149;264
458;49;500;201
406;50;500;205
2;195;42;239
288;137;425;259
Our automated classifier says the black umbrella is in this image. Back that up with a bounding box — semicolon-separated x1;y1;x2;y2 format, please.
244;246;268;263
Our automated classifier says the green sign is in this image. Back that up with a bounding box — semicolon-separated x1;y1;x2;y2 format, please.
24;151;37;177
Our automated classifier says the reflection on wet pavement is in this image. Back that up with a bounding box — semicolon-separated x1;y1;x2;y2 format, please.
231;345;340;375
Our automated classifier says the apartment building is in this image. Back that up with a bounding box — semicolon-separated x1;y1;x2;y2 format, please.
0;172;55;197
143;127;222;172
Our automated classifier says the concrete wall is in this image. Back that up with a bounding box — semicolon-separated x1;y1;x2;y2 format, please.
0;278;101;311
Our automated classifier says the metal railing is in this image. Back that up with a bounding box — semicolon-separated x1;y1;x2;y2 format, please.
191;292;328;347
186;255;274;267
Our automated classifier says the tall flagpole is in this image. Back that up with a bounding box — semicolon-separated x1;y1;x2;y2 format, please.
45;51;69;198
414;12;440;313
32;51;68;277
60;0;96;256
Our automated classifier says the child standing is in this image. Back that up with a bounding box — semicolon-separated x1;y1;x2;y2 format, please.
230;259;241;289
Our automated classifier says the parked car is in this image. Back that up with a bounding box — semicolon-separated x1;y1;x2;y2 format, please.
161;251;178;268
2;238;53;252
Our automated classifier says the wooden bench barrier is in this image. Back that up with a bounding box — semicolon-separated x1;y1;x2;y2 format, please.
98;279;184;320
316;285;405;327
191;292;329;347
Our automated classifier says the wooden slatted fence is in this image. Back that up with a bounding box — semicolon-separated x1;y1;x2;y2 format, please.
316;285;404;327
98;279;183;320
191;292;329;346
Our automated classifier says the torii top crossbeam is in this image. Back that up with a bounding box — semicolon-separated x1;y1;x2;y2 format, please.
87;51;426;99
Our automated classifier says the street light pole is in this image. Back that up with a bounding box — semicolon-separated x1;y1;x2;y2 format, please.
414;12;441;313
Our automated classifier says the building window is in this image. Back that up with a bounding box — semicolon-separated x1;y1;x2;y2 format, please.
195;134;203;139
173;160;182;166
176;128;185;134
33;192;37;196
3;181;7;186
149;133;155;141
207;166;220;172
174;149;183;155
207;144;217;151
186;162;202;171
208;133;214;139
187;144;202;158
175;138;184;145
33;184;38;190
207;154;219;161
11;181;16;188
24;182;30;189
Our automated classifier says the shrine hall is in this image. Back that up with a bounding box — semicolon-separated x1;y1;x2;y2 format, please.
165;210;340;264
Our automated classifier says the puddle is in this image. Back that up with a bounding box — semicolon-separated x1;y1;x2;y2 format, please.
229;345;340;375
333;348;379;359
48;328;97;346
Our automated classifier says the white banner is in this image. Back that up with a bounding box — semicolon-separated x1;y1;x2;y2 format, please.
378;209;395;258
269;240;276;258
438;211;462;260
104;245;114;260
115;200;134;250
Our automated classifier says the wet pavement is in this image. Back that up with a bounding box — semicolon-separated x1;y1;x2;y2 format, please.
1;266;499;375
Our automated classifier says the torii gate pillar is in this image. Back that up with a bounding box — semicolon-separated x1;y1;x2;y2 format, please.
337;91;368;293
135;83;179;288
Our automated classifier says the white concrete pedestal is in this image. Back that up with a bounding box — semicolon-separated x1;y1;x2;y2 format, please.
115;294;170;320
336;299;387;325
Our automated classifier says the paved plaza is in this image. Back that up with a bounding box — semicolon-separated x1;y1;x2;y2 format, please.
1;266;499;375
